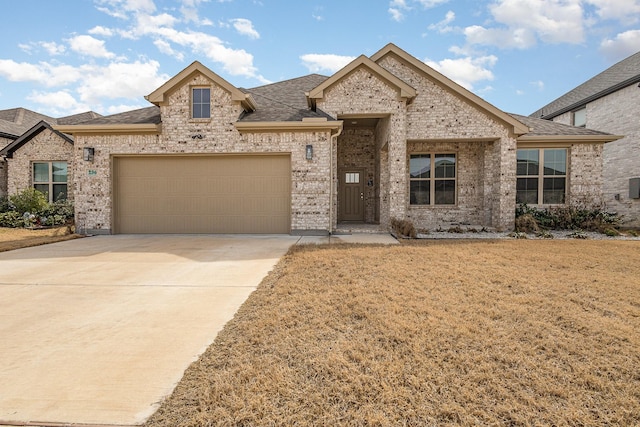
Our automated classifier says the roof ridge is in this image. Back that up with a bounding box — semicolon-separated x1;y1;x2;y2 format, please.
247;73;329;90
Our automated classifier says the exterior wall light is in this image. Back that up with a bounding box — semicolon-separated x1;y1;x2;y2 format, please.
83;147;95;162
306;144;313;160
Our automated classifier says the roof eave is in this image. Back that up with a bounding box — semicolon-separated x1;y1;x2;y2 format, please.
53;123;162;135
517;134;623;144
235;118;343;133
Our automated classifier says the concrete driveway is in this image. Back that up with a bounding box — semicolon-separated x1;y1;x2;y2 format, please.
0;234;298;426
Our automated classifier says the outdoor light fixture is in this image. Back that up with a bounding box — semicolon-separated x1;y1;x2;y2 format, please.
306;144;313;160
83;147;95;162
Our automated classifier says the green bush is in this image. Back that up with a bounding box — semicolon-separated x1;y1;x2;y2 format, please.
0;196;11;213
0;211;28;228
0;189;74;228
9;188;48;215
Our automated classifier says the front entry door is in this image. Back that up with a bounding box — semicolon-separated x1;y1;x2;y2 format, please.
339;169;365;221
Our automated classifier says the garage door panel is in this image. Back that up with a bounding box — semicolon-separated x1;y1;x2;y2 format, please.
114;155;291;234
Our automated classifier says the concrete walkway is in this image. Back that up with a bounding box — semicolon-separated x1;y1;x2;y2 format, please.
0;235;298;426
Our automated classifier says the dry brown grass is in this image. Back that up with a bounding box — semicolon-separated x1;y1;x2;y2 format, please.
146;240;640;427
0;226;79;252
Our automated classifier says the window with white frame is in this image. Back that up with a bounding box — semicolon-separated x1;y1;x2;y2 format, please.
516;148;567;205
33;161;67;202
572;107;586;127
192;87;211;119
409;153;456;205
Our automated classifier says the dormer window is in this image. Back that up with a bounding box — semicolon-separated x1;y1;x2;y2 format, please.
192;87;211;119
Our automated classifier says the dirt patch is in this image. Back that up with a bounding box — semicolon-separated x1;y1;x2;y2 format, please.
145;240;640;426
0;226;80;252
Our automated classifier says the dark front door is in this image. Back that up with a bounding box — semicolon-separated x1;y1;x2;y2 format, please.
339;169;365;221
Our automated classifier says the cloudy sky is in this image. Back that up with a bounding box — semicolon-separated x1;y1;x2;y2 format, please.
1;0;639;118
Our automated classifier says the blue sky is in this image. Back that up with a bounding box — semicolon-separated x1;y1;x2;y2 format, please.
1;0;639;118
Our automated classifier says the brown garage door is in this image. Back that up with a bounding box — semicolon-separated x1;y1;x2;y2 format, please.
113;155;291;234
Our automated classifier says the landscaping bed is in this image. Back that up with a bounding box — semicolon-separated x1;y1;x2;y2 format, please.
0;226;79;252
145;240;640;426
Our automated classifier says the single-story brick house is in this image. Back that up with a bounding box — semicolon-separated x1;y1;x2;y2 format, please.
0;109;100;201
50;43;619;235
530;50;640;227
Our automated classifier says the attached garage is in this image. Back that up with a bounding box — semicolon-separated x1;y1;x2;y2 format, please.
113;154;291;234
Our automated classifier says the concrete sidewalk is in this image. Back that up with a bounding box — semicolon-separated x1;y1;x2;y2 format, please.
0;235;298;427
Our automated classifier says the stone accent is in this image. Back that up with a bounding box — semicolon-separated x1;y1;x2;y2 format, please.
568;143;604;206
75;74;332;234
5;128;74;200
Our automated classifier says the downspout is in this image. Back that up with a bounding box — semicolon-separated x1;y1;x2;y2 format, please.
329;125;343;234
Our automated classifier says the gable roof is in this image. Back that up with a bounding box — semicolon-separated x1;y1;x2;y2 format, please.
240;74;335;122
531;50;640;119
146;61;257;112
0;120;73;158
370;43;530;136
306;55;417;109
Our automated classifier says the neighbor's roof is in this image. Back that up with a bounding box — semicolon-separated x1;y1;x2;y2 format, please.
0;108;56;138
530;51;640;119
0;120;74;158
75;106;161;125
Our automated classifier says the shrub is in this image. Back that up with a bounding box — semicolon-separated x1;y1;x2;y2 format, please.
391;218;417;238
0;196;11;213
39;199;74;225
515;203;620;233
0;211;25;228
9;188;48;215
514;213;540;233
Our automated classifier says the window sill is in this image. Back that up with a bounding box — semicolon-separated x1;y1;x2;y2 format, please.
409;204;458;208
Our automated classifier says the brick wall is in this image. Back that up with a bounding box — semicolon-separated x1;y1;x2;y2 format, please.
6;129;74;200
75;73;332;234
586;85;640;226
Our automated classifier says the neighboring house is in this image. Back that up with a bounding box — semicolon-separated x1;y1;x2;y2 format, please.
0;110;101;202
0;108;57;198
531;51;640;227
54;43;618;235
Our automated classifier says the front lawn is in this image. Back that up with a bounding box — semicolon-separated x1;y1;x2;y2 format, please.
146;240;640;426
0;226;79;252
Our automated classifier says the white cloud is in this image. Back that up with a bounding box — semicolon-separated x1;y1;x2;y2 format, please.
40;41;66;55
153;39;185;61
465;0;585;49
530;80;545;90
600;29;640;61
96;0;156;16
389;8;405;21
230;18;260;39
416;0;450;7
428;10;455;33
425;55;498;90
68;35;116;58
76;60;168;104
26;90;90;115
300;54;357;73
586;0;640;25
88;26;115;37
0;60;83;86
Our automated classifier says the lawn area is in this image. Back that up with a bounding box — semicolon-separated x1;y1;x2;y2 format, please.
145;240;640;427
0;226;79;252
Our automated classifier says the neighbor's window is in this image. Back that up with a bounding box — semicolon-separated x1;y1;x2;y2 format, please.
192;87;211;119
33;161;67;202
516;148;567;205
572;107;586;127
409;153;456;205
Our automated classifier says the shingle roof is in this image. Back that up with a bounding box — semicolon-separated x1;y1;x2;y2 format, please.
0;108;56;138
239;74;336;122
57;111;102;125
511;113;611;137
77;106;161;125
0;120;73;158
530;51;640;119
